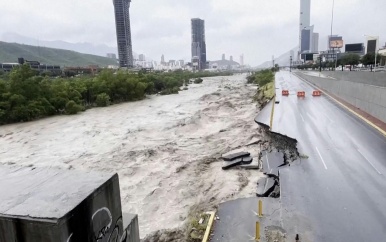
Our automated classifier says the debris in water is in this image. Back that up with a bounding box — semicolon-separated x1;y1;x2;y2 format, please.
222;151;250;161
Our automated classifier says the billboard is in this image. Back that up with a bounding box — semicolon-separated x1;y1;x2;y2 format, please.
345;43;363;52
330;40;344;48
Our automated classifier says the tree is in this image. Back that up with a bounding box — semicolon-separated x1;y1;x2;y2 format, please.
340;53;360;70
361;53;381;66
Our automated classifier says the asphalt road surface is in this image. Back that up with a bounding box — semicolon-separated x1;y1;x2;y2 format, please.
273;71;386;242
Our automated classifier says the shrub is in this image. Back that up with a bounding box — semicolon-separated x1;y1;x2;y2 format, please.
96;93;111;107
65;100;82;115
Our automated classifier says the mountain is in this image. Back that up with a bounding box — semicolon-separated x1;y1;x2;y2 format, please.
1;32;118;57
0;41;118;67
257;47;298;69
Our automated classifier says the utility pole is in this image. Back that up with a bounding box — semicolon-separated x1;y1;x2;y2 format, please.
290;56;292;72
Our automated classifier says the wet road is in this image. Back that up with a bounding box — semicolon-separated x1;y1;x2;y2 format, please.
273;71;386;241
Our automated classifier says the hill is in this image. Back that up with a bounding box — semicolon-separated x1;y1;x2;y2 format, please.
0;41;118;67
257;46;298;69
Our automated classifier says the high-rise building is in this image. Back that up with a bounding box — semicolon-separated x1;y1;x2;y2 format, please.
161;54;165;64
106;53;117;59
191;18;207;70
301;26;313;53
299;0;311;32
139;54;145;61
113;0;133;68
299;0;316;58
312;33;319;52
222;54;225;61
178;60;185;67
240;54;244;66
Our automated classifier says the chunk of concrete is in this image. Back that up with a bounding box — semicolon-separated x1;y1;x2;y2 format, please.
222;158;243;170
240;157;260;169
262;150;285;177
122;213;140;242
256;177;277;197
241;156;253;164
222;151;250;161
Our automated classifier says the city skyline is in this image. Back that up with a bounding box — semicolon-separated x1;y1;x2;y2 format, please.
1;0;385;66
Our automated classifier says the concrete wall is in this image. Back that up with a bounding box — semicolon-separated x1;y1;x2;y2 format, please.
320;71;386;87
296;71;386;123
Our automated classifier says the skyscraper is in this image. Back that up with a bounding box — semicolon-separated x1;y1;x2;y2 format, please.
299;0;318;59
191;18;207;70
312;33;319;52
240;54;244;66
113;0;133;68
139;54;145;61
299;0;311;32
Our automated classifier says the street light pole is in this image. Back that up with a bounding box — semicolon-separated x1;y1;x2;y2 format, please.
290;56;292;72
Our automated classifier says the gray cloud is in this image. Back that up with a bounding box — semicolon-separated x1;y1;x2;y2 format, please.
0;0;385;65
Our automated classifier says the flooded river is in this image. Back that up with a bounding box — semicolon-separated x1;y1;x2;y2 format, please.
0;74;264;237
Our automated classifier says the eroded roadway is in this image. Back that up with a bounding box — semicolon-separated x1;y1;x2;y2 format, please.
272;71;386;241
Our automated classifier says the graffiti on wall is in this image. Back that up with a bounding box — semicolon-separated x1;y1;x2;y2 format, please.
65;207;126;242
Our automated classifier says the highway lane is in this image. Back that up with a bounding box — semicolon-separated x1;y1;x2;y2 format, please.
273;71;386;241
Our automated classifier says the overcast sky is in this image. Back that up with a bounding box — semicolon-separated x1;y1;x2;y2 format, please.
1;0;385;65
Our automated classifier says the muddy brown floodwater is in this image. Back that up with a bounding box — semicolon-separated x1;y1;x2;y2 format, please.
0;74;264;238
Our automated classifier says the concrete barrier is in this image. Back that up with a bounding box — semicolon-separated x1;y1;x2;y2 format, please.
0;166;140;242
295;71;386;123
321;71;386;87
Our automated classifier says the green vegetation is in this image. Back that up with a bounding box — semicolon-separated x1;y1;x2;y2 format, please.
248;69;275;105
0;65;231;124
0;41;117;67
340;53;361;66
297;53;382;71
95;93;111;107
361;53;381;66
247;69;275;86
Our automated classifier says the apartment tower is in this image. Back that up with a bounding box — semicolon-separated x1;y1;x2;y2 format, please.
191;18;207;70
113;0;133;68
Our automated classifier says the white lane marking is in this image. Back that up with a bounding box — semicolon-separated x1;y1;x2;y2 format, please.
315;146;328;170
324;114;334;123
357;149;382;175
300;114;305;122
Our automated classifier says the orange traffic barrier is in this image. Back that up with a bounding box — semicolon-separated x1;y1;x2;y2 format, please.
297;91;305;97
282;90;289;96
312;90;322;96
